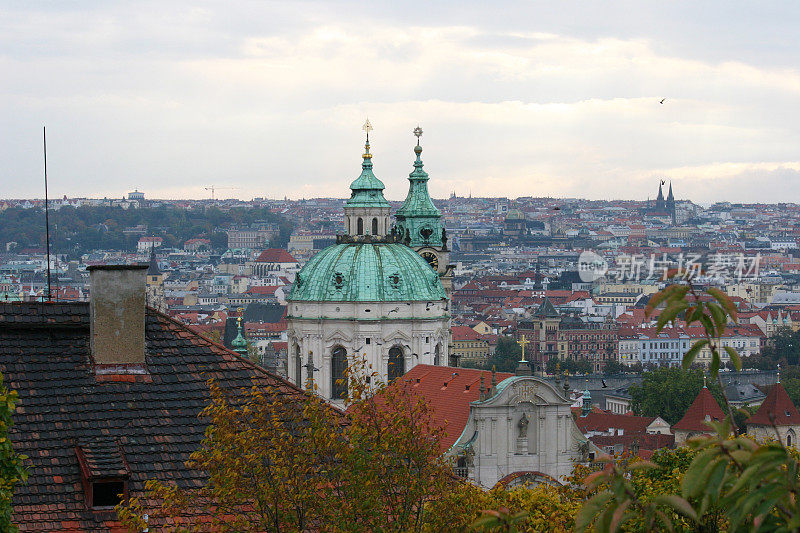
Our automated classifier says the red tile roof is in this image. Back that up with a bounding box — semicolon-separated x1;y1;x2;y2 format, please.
396;365;513;452
575;412;658;436
746;382;800;426
672;387;726;432
255;248;297;263
245;285;280;295
1;302;326;531
451;326;482;341
589;433;674;455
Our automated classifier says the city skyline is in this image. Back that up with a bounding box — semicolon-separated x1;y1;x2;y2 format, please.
2;1;799;203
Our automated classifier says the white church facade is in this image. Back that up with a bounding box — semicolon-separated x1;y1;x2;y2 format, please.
286;124;453;402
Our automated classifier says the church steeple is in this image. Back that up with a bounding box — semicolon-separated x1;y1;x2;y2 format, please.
344;119;391;238
666;181;676;224
395;126;444;248
231;316;248;357
655;180;666;211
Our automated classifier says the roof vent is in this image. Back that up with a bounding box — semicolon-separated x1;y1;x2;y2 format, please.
76;438;130;509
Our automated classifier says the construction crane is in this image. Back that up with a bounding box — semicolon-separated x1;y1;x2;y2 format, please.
204;185;239;200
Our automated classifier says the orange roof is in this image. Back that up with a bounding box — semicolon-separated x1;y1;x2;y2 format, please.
245;285;280;295
575;412;658;436
396;365;514;452
746;382;800;426
451;326;482;341
672;387;725;432
255;248;297;263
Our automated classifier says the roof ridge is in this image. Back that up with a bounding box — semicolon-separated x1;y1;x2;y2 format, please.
150;306;318;402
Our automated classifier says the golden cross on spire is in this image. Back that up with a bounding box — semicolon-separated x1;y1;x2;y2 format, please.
518;334;529;362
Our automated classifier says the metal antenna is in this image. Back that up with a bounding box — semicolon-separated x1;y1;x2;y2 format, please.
43;127;52;301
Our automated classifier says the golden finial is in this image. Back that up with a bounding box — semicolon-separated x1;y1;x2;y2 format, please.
362;118;373;158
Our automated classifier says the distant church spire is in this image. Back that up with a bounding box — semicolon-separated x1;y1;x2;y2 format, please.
666;181;676;225
655;180;666;211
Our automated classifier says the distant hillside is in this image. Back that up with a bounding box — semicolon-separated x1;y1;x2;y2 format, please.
0;205;293;256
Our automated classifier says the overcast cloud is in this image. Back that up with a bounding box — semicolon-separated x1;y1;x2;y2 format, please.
1;1;799;203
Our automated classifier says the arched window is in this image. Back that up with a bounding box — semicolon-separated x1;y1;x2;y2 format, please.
434;343;441;366
388;345;405;381
331;346;348;399
357;218;364;235
788;429;796;448
294;343;301;386
372;217;378;235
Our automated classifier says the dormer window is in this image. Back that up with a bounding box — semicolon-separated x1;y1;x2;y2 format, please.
76;438;130;509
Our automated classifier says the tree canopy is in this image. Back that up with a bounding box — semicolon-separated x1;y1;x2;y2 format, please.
0;205;293;256
629;367;726;425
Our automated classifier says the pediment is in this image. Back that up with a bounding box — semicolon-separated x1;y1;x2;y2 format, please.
324;329;354;344
484;376;569;407
384;329;412;343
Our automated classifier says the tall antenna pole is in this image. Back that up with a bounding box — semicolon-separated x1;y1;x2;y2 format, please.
43;127;52;301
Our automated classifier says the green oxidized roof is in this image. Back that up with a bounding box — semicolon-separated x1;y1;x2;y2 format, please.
395;144;443;247
289;243;446;302
396;145;440;218
346;142;391;209
231;319;248;354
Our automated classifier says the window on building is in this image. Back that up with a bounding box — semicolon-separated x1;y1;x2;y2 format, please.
294;343;302;385
331;346;348;399
92;481;126;507
388;345;405;381
357;218;364;235
372;217;378;235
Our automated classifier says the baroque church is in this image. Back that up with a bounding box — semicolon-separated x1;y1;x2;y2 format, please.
286;123;453;402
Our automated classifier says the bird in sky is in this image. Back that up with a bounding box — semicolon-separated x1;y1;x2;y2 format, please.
660;98;666;104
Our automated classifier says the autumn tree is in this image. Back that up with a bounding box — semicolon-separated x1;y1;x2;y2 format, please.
118;363;466;531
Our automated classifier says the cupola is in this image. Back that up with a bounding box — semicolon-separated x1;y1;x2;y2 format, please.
343;119;392;238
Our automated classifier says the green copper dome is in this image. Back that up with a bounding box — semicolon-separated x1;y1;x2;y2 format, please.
289;243;446;302
346;142;391;209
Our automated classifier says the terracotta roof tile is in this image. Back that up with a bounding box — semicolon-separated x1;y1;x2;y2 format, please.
575;412;657;436
255;248;297;263
672;387;725;432
395;365;513;452
1;301;323;532
746;382;800;426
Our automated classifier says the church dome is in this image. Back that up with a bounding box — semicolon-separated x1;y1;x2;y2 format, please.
289;243;446;302
506;208;525;221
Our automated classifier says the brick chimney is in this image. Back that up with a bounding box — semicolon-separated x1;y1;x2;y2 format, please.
88;265;149;375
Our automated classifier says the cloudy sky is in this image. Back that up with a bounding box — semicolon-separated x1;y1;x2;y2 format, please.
2;1;799;203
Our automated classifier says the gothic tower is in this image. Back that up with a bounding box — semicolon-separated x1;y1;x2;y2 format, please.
666;181;676;225
655;181;666;212
394;127;453;296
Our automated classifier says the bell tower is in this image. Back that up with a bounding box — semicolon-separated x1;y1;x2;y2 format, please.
395;126;453;296
343;119;392;239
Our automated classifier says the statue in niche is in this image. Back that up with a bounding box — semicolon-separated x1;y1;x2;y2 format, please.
516;412;530;454
517;412;529;438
